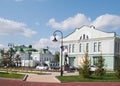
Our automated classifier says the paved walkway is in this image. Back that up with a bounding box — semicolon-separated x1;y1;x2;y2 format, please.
26;71;79;83
26;74;60;83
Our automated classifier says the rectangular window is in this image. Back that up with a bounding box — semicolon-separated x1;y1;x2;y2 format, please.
119;43;120;52
69;44;71;53
86;43;89;52
115;42;117;52
94;42;97;52
98;42;101;52
79;44;82;52
117;43;119;52
72;44;75;53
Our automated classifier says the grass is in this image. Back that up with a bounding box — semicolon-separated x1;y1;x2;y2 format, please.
0;72;25;79
56;73;120;82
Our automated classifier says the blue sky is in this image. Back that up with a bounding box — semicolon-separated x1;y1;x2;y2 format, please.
0;0;120;52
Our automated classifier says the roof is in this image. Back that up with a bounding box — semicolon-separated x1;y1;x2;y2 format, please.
63;25;115;41
39;48;52;54
14;45;37;52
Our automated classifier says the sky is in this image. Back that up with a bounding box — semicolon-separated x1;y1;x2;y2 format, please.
0;0;120;53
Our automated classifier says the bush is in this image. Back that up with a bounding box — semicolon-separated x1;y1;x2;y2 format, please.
115;57;120;79
95;55;105;77
95;68;105;76
79;67;90;78
79;52;90;78
115;70;120;79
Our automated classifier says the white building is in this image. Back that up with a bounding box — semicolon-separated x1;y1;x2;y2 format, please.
13;46;56;68
31;48;55;68
63;25;120;71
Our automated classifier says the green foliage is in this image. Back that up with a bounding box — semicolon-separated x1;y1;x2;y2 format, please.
0;72;24;79
54;51;60;62
14;54;21;67
57;73;120;82
28;45;32;48
79;52;90;78
95;55;105;77
115;57;120;79
95;69;105;77
96;55;104;69
1;52;10;67
115;70;120;79
79;67;90;78
0;49;4;57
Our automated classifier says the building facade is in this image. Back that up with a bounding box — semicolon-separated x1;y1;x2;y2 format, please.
18;48;55;68
63;25;120;71
0;45;56;68
31;48;55;68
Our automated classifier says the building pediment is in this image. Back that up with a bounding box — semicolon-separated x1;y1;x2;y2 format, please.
63;25;115;41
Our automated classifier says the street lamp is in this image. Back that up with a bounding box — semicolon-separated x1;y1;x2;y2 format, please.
52;30;63;76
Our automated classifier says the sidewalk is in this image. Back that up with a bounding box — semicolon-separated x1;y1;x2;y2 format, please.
26;72;60;83
26;72;79;83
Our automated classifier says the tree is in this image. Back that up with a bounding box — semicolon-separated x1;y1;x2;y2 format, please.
1;52;10;67
29;45;32;48
95;54;105;77
54;51;60;62
115;57;120;79
0;49;4;57
79;52;90;78
14;54;21;67
0;49;4;66
8;47;15;67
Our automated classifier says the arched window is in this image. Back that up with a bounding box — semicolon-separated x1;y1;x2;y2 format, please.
80;34;89;40
83;34;85;39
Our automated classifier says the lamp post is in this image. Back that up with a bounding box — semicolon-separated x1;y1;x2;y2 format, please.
52;30;63;76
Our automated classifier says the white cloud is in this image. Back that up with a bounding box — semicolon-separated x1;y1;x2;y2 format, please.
33;36;60;53
22;28;37;37
0;18;37;37
0;44;6;49
47;13;120;31
47;13;90;30
91;14;120;30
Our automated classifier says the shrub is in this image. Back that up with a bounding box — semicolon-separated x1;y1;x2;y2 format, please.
95;68;105;76
95;55;105;77
115;57;120;79
115;70;120;79
79;66;90;78
79;52;90;78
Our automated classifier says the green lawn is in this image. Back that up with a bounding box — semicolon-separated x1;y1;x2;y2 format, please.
56;73;120;82
0;72;25;79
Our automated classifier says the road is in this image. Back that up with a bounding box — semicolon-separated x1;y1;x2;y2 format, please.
0;78;120;86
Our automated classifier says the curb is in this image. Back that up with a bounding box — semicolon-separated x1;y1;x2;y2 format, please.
23;74;28;81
